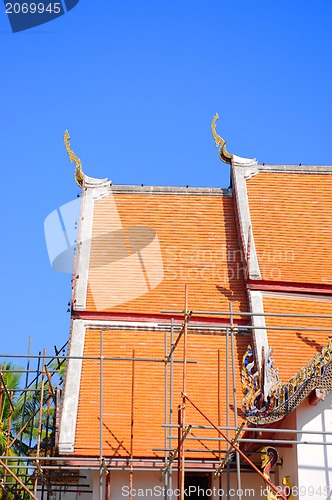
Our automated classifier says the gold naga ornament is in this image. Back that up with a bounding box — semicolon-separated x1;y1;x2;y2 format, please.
242;338;332;425
64;130;84;187
260;447;294;500
211;113;233;164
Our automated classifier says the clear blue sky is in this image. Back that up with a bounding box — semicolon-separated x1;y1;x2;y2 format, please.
1;0;332;356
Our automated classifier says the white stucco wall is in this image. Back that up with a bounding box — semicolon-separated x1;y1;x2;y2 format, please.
100;469;264;499
296;394;332;500
45;465;277;499
275;410;298;491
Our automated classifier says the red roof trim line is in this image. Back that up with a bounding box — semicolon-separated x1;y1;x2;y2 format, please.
71;310;249;326
61;459;233;469
248;279;332;295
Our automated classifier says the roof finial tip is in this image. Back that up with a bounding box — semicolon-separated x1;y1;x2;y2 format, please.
211;114;232;165
64;130;84;187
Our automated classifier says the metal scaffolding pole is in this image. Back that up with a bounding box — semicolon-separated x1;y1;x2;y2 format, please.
34;349;46;497
183;394;287;500
161;308;332;320
230;304;242;500
1;303;332;499
165;434;332;446
177;404;182;495
225;324;230;499
217;349;223;500
164;327;168;497
169;318;174;499
130;349;135;500
163;424;332;436
99;330;104;500
181;285;188;500
0;459;38;500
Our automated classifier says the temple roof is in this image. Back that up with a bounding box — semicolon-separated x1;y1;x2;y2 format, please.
59;128;332;457
86;186;247;315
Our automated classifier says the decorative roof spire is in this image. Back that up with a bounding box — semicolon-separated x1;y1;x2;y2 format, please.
211;113;233;164
211;114;258;168
64;130;84;187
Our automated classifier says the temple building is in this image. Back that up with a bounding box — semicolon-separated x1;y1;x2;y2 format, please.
58;117;332;499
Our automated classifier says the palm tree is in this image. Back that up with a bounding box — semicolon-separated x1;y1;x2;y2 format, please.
0;365;20;455
0;361;60;499
0;364;32;499
0;354;66;499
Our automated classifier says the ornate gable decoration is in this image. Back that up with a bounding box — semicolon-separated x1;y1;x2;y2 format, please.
242;339;332;424
64;130;85;187
211;113;233;164
211;114;258;168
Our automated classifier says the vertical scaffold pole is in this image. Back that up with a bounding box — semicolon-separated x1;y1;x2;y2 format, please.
164;327;168;496
130;350;135;500
180;285;188;500
99;330;104;500
218;349;223;499
177;405;182;495
169;318;174;498
230;303;242;499
226;325;230;498
34;348;46;497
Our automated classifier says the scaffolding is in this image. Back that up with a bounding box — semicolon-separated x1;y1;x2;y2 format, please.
1;291;332;499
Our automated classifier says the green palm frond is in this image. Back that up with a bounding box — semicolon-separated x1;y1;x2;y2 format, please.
0;359;62;499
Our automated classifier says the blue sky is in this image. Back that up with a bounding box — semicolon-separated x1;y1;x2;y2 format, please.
1;0;332;356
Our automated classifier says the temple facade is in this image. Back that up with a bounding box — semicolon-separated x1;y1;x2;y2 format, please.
57;121;332;499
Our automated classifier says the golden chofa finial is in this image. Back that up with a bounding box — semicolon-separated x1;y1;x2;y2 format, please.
64;130;84;187
211;113;233;165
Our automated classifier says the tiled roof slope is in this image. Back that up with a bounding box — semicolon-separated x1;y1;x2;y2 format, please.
86;189;247;314
74;327;248;457
262;294;332;381
246;172;332;284
65;168;332;457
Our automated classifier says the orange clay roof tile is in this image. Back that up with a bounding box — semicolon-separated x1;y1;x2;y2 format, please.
74;328;248;458
86;192;247;314
262;294;332;382
246;173;332;284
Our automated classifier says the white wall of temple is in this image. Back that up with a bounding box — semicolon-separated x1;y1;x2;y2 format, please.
274;410;299;492
276;441;298;493
296;394;332;500
45;467;278;499
209;472;269;499
91;469;267;499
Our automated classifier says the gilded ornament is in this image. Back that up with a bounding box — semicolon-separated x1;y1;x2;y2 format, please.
241;339;332;425
64;130;84;187
211;113;233;164
260;447;294;500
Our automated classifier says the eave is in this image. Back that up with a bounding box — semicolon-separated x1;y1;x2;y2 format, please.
248;279;332;296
